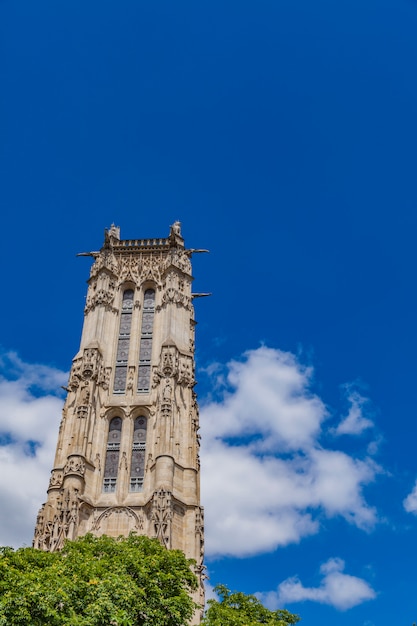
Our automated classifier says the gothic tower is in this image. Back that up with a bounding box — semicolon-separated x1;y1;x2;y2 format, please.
33;222;205;613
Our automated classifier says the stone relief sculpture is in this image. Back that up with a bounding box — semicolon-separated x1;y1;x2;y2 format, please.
150;489;173;549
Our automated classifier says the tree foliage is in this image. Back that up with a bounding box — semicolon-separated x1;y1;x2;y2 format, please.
202;584;300;626
0;534;198;626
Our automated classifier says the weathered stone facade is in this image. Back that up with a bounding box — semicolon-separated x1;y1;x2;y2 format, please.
34;222;205;621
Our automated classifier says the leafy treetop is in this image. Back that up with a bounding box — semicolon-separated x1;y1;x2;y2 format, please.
0;533;198;626
201;584;300;626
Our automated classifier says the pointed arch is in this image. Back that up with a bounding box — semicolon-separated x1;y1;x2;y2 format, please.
103;417;122;492
113;288;134;393
129;416;147;491
137;288;155;392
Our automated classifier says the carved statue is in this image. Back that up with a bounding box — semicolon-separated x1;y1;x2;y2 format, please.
162;378;172;402
79;383;90;406
170;221;181;236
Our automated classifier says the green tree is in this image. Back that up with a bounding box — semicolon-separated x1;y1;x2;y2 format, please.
0;534;198;626
202;584;300;626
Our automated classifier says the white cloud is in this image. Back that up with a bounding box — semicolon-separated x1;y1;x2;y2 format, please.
202;347;327;452
258;557;376;611
403;480;417;514
0;351;67;547
200;347;380;558
334;387;374;436
0;346;381;561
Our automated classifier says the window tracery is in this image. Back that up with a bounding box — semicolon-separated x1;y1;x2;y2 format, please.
113;289;134;393
129;416;147;491
137;288;155;392
103;417;122;492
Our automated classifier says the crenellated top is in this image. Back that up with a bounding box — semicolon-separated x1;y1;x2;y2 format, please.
86;222;191;286
114;238;171;251
106;221;184;253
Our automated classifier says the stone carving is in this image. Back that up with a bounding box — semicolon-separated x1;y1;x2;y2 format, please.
140;254;162;283
78;382;90;405
68;359;82;391
153;347;195;424
48;469;63;489
150;489;173;549
159;376;174;420
89;246;118;280
33;505;46;548
152;366;161;389
157;270;192;310
64;455;86;477
152;346;177;393
85;283;117;314
170;221;181;237
160;287;191;310
126;365;135;394
178;355;194;387
189;319;196;353
120;451;128;472
77;406;88;419
68;348;103;394
146;452;153;472
33;487;80;552
91;506;144;532
162;378;173;402
99;366;112;390
82;348;101;379
161;345;177;376
68;350;101;423
195;508;205;562
195;507;206;608
107;223;120;240
118;256;141;284
191;392;201;470
164;248;192;275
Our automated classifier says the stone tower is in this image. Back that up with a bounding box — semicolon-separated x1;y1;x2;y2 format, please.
33;222;205;613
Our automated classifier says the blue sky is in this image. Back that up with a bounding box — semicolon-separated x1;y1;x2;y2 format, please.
1;0;417;623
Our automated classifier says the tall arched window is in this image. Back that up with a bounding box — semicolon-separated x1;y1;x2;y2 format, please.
113;289;134;393
103;417;122;492
129;416;147;491
137;289;155;392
